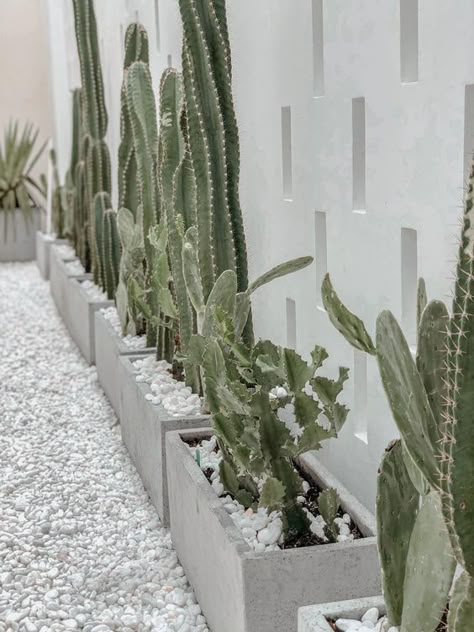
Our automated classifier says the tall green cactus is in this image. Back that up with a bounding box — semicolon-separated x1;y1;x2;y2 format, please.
118;23;149;216
157;68;197;384
94;192;120;300
72;0;111;279
178;0;249;309
443;160;474;579
124;60;160;346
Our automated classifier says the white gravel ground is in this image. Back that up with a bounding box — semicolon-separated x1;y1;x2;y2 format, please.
0;263;208;632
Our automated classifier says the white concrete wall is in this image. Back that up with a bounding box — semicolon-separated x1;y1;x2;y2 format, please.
47;0;473;510
0;0;52;204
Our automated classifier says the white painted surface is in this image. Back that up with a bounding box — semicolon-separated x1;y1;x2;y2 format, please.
46;0;473;509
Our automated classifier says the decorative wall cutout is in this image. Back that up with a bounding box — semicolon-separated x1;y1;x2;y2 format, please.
400;0;419;83
281;106;293;201
286;298;297;349
352;97;366;213
312;0;325;98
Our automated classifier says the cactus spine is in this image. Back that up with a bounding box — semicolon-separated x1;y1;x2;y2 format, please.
178;0;249;310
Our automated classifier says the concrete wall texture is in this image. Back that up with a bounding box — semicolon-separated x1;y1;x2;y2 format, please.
45;0;474;510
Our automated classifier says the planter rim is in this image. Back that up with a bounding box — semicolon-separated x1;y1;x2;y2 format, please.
167;427;377;560
119;355;211;426
298;596;385;632
95;311;155;355
72;277;114;308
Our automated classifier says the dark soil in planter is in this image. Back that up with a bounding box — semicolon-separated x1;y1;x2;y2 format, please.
186;436;363;550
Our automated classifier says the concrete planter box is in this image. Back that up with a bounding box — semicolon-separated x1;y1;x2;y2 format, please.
36;232;67;279
166;428;381;632
49;243;85;319
0;209;41;262
94;311;154;417
118;354;210;525
63;278;113;365
298;596;385;632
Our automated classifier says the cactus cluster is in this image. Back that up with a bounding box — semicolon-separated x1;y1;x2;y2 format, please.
71;0;116;294
322;159;474;630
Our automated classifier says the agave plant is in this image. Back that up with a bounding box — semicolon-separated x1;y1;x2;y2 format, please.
0;121;46;240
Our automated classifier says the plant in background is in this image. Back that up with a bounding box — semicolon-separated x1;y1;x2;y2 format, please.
0;121;46;240
178;0;252;342
72;0;111;278
321;158;474;630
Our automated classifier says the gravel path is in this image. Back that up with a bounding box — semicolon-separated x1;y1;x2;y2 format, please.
0;263;208;632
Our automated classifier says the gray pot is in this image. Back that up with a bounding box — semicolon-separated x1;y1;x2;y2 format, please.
118;354;210;525
0;208;41;262
94;311;154;417
36;232;67;279
166;427;381;632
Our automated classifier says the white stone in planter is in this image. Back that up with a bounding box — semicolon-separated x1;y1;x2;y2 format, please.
0;208;41;262
118;354;210;526
166;428;381;632
298;596;386;632
94;310;154;417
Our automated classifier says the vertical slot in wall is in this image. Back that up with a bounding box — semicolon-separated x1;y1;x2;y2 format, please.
312;0;325;97
401;227;418;344
135;10;140;21
281;106;293;201
286;298;297;349
154;0;161;53
400;0;419;83
352;97;366;212
167;54;173;68
314;211;327;308
464;85;474;184
353;350;368;442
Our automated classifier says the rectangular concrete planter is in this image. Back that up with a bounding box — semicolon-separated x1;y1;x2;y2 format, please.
0;208;41;262
298;596;385;632
63;278;113;365
166;428;381;632
118;354;210;525
94;311;154;417
36;232;67;279
49;243;85;320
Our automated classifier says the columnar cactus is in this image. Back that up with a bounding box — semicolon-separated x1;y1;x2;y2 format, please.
72;0;111;280
118;23;149;216
94;192;121;300
178;0;249;309
157;68;197;384
124;59;160;346
322;154;474;629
